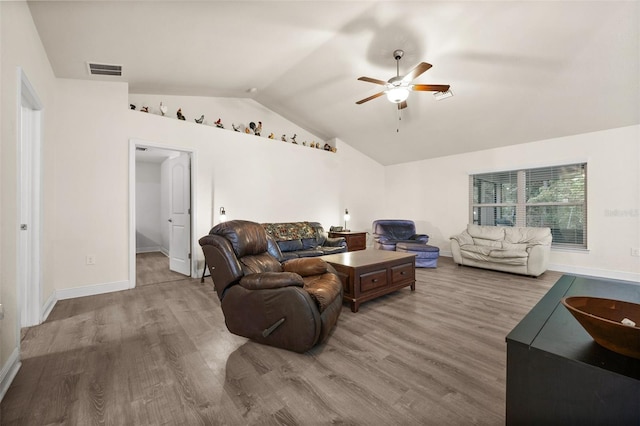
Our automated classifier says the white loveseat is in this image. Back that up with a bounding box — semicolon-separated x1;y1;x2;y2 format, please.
450;224;552;277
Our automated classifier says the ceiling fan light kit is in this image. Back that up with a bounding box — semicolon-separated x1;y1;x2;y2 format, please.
386;86;410;103
356;49;451;110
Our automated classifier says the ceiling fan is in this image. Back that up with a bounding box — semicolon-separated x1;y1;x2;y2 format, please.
356;49;450;110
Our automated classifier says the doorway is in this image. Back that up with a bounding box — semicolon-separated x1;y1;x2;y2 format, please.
129;140;196;287
17;69;43;328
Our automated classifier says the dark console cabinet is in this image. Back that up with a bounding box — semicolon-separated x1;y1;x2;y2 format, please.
506;275;640;425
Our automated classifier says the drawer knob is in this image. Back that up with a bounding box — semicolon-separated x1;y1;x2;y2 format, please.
400;271;406;275
372;279;378;283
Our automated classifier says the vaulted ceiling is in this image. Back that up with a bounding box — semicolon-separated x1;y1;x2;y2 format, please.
27;1;639;165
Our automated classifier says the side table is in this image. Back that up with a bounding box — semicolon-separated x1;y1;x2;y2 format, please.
328;231;367;252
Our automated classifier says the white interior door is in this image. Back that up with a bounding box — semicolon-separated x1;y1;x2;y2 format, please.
18;70;43;328
168;153;191;276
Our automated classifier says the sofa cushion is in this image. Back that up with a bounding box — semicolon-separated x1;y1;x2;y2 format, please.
277;239;304;252
467;224;505;241
295;249;325;258
502;242;528;251
472;238;503;248
489;249;528;259
461;245;493;256
302;238;318;250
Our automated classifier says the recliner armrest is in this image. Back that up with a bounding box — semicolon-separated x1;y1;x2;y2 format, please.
410;234;429;243
239;272;304;290
283;257;329;277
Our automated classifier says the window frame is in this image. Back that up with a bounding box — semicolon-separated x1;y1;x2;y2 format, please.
469;163;587;249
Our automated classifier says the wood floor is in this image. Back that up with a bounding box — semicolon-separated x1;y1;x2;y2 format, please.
0;256;562;425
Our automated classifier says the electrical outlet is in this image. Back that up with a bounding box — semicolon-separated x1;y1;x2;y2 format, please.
86;254;96;265
631;248;640;257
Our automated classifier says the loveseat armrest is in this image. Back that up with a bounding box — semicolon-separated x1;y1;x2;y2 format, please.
239;272;304;290
450;230;473;246
526;244;551;277
324;236;346;247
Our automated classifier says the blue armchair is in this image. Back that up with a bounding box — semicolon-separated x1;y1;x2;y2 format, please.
372;219;429;251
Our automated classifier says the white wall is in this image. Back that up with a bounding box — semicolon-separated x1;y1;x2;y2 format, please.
135;161;162;253
0;1;57;381
385;125;640;281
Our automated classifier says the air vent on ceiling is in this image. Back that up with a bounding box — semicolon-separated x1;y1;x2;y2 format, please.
87;62;122;76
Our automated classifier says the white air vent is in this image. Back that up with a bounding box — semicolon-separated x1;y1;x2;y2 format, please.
87;62;122;76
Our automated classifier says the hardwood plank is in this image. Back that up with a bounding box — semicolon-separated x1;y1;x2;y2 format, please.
1;256;562;425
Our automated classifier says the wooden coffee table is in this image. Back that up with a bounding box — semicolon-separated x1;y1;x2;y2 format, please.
321;250;416;312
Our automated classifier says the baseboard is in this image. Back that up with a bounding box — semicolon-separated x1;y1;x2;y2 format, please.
548;264;640;283
160;247;169;257
56;280;131;301
136;246;161;254
41;290;57;323
0;348;21;402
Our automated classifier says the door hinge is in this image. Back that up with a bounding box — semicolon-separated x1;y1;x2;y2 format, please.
188;208;191;215
188;253;191;259
20;224;28;231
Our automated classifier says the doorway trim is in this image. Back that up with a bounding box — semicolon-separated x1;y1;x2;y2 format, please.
17;67;43;328
128;139;197;288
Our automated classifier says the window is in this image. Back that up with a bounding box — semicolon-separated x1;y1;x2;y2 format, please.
470;163;587;248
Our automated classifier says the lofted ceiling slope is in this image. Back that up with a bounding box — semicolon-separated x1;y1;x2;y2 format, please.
27;1;639;165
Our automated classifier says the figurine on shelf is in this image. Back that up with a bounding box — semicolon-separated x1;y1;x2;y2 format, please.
324;143;331;151
245;126;252;134
291;134;297;144
195;115;204;124
249;122;256;134
331;147;337;153
268;133;275;139
232;123;240;132
302;141;307;146
281;134;287;142
130;104;136;110
255;121;262;136
141;106;149;113
310;142;315;148
177;108;186;120
159;102;168;116
316;142;321;149
214;118;224;128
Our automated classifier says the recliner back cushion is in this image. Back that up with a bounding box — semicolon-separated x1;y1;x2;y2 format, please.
377;223;416;240
213;220;269;257
240;253;283;275
504;227;552;245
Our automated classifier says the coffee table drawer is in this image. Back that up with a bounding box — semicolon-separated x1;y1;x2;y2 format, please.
360;269;387;292
392;262;415;284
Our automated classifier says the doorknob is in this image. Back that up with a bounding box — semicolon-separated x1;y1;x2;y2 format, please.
168;219;173;223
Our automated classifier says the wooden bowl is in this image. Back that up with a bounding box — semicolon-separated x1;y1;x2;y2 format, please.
561;296;640;360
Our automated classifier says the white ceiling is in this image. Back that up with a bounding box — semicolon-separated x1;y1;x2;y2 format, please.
28;1;639;166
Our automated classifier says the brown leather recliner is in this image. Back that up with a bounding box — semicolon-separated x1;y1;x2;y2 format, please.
199;220;343;353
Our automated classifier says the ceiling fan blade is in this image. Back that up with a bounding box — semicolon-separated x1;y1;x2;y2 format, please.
357;76;388;86
412;84;451;92
356;91;385;104
398;101;408;110
401;62;432;83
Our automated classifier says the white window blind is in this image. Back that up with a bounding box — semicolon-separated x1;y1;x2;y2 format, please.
470;163;587;248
